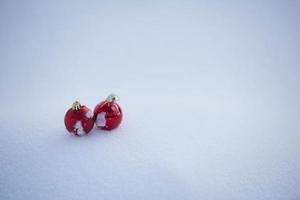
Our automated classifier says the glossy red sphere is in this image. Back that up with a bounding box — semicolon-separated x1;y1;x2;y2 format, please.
93;101;123;130
64;105;94;136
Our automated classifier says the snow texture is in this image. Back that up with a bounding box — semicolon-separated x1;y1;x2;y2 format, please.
0;1;300;200
74;121;85;136
96;112;107;127
85;110;93;119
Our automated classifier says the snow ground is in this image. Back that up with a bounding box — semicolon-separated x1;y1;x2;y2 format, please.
0;1;300;199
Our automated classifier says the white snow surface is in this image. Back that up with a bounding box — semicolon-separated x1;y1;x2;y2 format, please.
0;1;300;200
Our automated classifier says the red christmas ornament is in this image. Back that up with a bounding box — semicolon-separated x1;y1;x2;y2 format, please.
94;94;123;130
64;101;94;136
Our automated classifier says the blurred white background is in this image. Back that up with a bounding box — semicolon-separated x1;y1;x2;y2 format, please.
0;0;300;199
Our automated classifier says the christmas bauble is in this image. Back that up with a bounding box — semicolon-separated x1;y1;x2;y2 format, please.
94;94;123;130
64;101;94;136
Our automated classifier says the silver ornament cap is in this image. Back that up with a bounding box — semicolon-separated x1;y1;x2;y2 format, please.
106;94;119;103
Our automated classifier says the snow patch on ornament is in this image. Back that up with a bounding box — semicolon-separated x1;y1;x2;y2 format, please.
96;112;106;127
74;121;85;136
86;110;93;119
